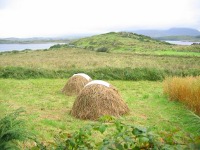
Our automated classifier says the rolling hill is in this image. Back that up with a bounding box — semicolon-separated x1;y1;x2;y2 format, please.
70;32;172;52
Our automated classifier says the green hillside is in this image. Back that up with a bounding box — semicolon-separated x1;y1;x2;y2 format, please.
70;32;172;52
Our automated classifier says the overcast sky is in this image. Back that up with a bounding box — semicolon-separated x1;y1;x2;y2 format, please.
0;0;199;38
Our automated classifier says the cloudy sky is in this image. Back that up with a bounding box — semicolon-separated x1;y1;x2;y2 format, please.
0;0;199;38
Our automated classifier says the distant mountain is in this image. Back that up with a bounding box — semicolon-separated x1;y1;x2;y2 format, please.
0;37;70;44
130;28;200;37
155;35;200;42
0;34;93;44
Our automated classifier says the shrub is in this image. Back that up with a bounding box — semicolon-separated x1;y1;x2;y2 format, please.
96;47;109;52
163;76;200;115
49;44;63;49
87;46;94;50
49;44;70;49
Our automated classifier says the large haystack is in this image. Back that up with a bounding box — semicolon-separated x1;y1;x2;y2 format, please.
62;73;92;96
71;80;129;120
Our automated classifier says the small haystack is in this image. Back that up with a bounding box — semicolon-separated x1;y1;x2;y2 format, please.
71;80;129;120
62;73;92;96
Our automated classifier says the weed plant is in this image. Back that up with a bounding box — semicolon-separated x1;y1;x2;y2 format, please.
34;118;199;149
0;108;31;150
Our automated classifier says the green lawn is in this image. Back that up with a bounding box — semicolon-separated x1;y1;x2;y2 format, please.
0;79;199;147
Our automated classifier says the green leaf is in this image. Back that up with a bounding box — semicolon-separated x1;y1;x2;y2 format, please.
139;137;149;143
99;124;107;134
115;143;123;150
132;128;142;136
124;143;128;149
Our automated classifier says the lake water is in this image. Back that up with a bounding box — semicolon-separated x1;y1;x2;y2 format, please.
165;41;200;45
0;43;62;52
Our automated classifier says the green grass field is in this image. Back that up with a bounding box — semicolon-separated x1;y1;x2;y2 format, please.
0;79;200;148
0;32;200;149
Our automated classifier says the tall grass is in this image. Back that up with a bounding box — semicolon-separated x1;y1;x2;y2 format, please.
163;76;200;115
0;66;165;80
1;66;200;80
0;48;199;71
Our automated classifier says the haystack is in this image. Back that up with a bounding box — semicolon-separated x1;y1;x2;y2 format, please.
71;80;129;120
62;73;92;96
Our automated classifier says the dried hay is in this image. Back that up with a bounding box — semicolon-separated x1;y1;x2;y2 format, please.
62;73;92;96
71;80;130;120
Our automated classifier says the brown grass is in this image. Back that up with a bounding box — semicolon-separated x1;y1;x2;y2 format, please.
163;76;200;115
0;48;199;71
62;74;92;96
71;83;130;120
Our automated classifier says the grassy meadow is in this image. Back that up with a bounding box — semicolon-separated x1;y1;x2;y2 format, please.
1;79;200;147
0;48;200;70
0;32;200;149
0;48;199;81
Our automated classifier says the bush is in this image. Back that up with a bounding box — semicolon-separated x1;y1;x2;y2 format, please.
87;46;94;50
96;47;109;52
49;44;63;49
49;44;70;49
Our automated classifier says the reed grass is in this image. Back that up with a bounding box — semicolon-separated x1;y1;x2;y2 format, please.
163;76;200;115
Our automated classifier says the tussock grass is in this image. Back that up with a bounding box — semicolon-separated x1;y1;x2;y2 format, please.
163;76;200;115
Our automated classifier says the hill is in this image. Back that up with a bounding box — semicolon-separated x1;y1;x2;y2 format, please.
131;28;200;37
70;32;171;52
